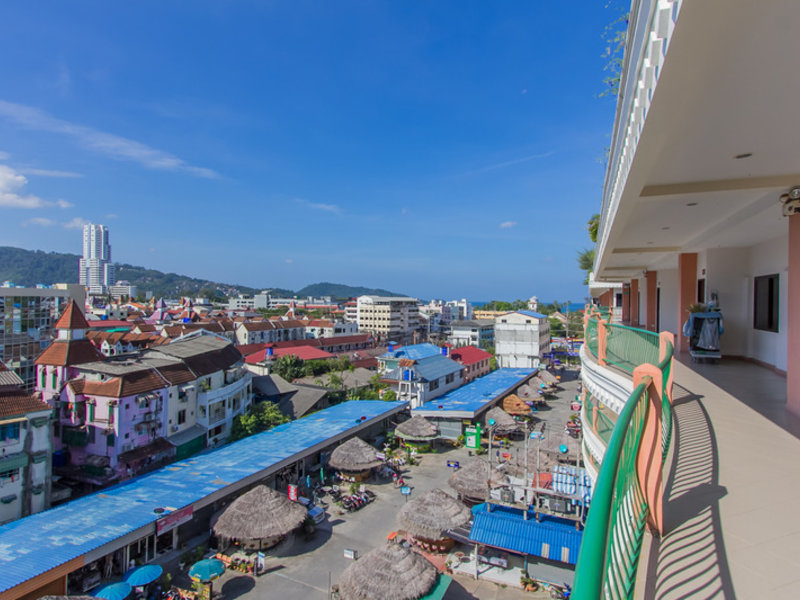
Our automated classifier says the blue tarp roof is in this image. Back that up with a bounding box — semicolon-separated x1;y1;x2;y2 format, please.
414;355;463;381
469;504;583;565
411;368;534;416
0;400;405;594
380;343;442;361
515;310;548;319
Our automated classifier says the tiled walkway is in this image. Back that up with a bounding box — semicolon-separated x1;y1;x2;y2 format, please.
638;358;800;599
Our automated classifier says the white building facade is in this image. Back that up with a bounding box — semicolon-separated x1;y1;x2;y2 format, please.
79;224;115;294
494;310;550;368
356;295;420;343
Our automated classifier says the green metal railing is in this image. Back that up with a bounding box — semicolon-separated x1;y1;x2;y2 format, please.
575;315;674;599
605;323;660;373
584;392;617;445
573;383;650;600
586;318;599;357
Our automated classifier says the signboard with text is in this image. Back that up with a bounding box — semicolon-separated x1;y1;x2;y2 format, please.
400;486;411;495
465;425;481;449
288;484;298;502
156;505;193;535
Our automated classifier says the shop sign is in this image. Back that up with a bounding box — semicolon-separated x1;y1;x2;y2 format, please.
156;505;193;535
465;425;481;449
288;484;298;502
400;486;411;495
375;452;386;460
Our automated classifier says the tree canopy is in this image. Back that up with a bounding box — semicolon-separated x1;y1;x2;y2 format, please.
229;401;289;442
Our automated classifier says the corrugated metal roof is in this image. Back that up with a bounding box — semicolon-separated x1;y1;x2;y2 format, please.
468;506;583;565
412;368;535;416
413;355;463;381
515;310;548;319
380;343;442;361
0;400;406;594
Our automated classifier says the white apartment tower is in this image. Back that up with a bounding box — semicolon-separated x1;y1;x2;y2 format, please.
79;224;115;293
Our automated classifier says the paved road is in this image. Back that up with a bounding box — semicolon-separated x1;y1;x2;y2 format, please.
174;369;582;599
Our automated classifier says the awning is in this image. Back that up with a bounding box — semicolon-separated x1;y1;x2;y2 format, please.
167;424;206;447
0;453;28;471
420;574;452;600
468;505;583;565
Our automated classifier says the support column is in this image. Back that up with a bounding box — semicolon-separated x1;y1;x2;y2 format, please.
646;271;658;331
788;215;800;417
677;253;698;353
621;283;631;324
630;279;640;327
598;290;612;308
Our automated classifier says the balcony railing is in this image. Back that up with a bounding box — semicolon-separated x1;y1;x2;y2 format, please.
573;306;674;599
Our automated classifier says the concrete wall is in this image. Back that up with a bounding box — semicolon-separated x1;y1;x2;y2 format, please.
657;269;679;335
746;235;788;372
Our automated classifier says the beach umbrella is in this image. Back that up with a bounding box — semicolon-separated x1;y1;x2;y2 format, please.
189;558;226;583
328;437;382;472
397;488;470;541
92;582;132;600
338;543;437;600
212;485;307;542
123;564;162;587
40;596;98;600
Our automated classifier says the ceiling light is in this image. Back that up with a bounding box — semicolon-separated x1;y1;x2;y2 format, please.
734;152;753;159
686;202;698;206
662;226;670;230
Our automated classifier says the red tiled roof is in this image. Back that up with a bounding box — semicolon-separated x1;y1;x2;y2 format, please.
0;391;50;419
79;369;169;398
235;343;268;357
272;339;322;349
35;339;104;366
318;334;373;348
245;345;335;364
450;345;492;366
55;300;90;330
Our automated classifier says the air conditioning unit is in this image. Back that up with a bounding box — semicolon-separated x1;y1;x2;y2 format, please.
171;425;179;433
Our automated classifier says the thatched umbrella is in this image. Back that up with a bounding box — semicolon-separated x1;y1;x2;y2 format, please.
502;445;558;478
397;488;470;541
485;407;520;436
395;415;438;442
538;370;559;386
502;393;532;416
338;543;437;600
213;485;306;544
328;437;382;472
448;458;507;501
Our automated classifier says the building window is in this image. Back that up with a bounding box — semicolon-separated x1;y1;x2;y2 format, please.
177;410;186;425
754;274;779;332
0;423;20;444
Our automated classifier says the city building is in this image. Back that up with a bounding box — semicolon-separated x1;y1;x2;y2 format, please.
0;362;52;525
356;295;420;343
446;298;474;321
448;319;495;348
78;224;115;294
494;310;550;368
378;343;463;408
0;284;85;391
234;319;307;345
108;281;138;300
449;345;492;383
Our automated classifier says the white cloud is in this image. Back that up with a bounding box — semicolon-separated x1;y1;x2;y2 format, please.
64;217;89;229
0;150;10;160
285;258;293;264
0;100;219;178
295;198;342;214
105;213;119;219
0;165;60;209
56;199;73;208
24;217;56;227
499;221;517;229
19;168;83;178
467;151;554;175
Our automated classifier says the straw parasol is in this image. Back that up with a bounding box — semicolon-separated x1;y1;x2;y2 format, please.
538;370;559;385
338;543;437;600
448;458;507;501
213;485;307;542
395;415;438;442
502;445;558;477
502;394;532;416
328;437;382;472
397;488;470;541
485;407;520;436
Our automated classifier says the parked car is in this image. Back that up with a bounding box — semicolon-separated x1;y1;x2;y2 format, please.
298;496;326;524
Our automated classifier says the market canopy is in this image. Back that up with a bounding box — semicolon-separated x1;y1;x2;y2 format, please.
395;415;438;442
338;543;437;600
397;488;470;540
328;437;382;472
213;485;307;541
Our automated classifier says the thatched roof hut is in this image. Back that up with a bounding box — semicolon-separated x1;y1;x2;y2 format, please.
212;485;307;542
485;406;520;435
395;415;438;442
397;488;470;540
328;437;382;472
502;394;532;416
538;370;559;385
448;458;507;501
338;543;437;600
501;445;558;477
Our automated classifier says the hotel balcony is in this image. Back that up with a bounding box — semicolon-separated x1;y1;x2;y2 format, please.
574;310;800;599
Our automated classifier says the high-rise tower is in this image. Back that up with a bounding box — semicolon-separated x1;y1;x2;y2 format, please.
78;223;115;293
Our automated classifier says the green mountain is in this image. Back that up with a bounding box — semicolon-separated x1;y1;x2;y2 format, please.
0;247;403;301
295;281;404;300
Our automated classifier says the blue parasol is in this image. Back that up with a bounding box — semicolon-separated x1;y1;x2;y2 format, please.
189;558;226;583
92;582;132;600
123;564;163;586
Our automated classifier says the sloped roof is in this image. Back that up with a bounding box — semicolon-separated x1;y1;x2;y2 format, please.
381;343;442;361
253;374;296;398
0;392;50;419
54;300;90;330
78;369;169;398
35;339;104;366
450;345;492;366
245;345;334;364
414;355;463;381
278;384;328;419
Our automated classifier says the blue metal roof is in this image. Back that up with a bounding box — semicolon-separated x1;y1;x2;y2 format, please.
380;343;442;361
469;505;583;565
412;368;534;416
414;355;463;381
0;400;405;594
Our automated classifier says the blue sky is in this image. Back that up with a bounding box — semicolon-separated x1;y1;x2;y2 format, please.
0;2;619;302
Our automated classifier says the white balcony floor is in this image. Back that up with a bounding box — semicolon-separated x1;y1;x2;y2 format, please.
638;358;800;599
